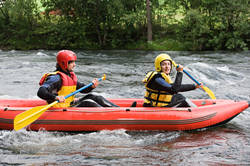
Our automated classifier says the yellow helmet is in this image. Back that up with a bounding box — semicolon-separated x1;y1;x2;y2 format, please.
154;53;173;72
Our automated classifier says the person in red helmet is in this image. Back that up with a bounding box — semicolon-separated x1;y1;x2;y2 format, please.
37;50;118;107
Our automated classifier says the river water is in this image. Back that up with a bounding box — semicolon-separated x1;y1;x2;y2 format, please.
0;50;250;165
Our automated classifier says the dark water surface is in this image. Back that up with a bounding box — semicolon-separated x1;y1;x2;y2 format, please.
0;50;250;165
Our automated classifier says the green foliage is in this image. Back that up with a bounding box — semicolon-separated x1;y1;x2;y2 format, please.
175;9;211;50
147;38;185;51
0;0;41;49
0;0;249;51
174;0;249;51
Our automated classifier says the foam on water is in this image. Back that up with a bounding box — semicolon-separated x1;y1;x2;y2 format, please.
0;129;184;165
36;52;50;57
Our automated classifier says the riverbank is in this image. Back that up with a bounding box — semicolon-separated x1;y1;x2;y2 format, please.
0;38;191;51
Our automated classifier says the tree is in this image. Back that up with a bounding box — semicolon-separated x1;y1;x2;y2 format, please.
146;0;152;42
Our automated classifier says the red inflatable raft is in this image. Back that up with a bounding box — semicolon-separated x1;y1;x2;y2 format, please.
0;99;249;131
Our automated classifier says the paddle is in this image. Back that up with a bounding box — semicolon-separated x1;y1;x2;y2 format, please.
172;61;216;99
14;74;106;131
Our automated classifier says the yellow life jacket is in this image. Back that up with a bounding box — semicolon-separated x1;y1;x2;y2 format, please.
39;71;77;108
143;71;173;107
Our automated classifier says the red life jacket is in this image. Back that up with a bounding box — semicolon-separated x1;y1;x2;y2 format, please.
39;71;77;108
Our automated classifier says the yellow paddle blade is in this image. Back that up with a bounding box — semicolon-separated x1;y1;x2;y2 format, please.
202;86;216;99
102;74;106;81
14;101;58;131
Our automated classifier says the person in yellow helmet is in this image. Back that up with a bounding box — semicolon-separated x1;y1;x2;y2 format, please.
143;53;201;107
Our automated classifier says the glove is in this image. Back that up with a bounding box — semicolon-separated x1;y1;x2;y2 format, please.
176;64;183;72
92;78;99;88
195;82;203;89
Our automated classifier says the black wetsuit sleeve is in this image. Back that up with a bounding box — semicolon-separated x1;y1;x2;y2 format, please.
171;72;183;93
174;72;196;92
77;81;94;93
154;77;174;92
152;72;183;94
37;75;61;102
172;72;196;92
37;86;57;101
177;84;196;92
151;72;196;94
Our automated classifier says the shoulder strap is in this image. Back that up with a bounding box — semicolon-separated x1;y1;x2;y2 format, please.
142;71;157;84
39;71;59;85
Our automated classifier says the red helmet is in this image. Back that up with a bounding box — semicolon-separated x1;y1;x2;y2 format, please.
56;50;77;70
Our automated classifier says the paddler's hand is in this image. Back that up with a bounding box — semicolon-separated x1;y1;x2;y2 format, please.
56;96;65;103
91;78;99;88
176;64;183;72
195;82;203;89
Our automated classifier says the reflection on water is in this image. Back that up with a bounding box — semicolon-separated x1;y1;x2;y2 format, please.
0;50;250;165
